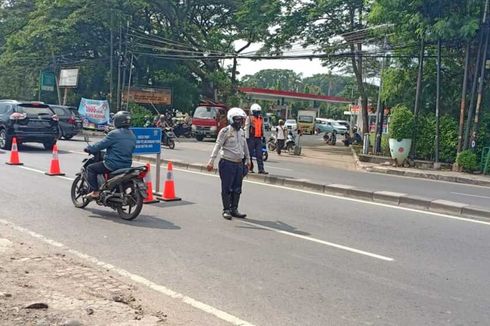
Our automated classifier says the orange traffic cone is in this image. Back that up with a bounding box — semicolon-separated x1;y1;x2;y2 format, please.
143;163;159;204
45;144;65;176
5;137;23;166
157;162;181;202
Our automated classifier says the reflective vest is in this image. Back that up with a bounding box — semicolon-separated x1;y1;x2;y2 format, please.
250;116;263;138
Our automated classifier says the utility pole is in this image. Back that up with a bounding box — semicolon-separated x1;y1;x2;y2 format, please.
411;36;425;158
434;39;442;168
126;53;134;109
375;36;387;154
51;52;61;105
121;20;130;109
457;42;471;154
116;22;122;110
471;0;490;150
109;12;114;111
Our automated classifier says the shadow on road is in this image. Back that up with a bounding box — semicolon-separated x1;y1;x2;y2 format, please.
86;207;181;230
237;218;310;236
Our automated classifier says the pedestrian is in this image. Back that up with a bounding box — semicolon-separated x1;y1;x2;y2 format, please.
275;119;287;155
245;103;268;174
207;107;251;220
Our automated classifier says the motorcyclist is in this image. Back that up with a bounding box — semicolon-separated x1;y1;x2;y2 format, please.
84;111;136;199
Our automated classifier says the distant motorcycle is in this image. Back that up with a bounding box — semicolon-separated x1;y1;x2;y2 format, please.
267;134;277;152
161;127;176;149
173;123;192;138
285;131;296;154
71;139;148;221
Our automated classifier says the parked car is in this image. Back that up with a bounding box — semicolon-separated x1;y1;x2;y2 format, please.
336;120;351;131
49;105;82;140
284;119;297;131
315;118;348;135
0;100;59;150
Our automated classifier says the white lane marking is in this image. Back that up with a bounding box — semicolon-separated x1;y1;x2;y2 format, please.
19;166;74;181
13;157;490;228
240;220;394;262
0;218;256;326
266;166;292;171
451;192;490;200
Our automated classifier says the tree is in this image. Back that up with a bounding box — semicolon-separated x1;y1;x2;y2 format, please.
264;0;374;133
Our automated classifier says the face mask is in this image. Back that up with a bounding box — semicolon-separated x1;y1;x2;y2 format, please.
232;118;243;130
253;111;260;117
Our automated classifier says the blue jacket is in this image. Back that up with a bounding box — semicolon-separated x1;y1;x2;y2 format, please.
87;128;136;171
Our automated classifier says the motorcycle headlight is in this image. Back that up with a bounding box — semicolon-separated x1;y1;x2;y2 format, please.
210;126;217;132
191;125;197;131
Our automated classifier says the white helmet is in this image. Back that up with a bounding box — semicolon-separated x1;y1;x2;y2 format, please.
250;103;261;113
227;107;247;124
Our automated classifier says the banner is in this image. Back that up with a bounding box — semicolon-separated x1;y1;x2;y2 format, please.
78;98;110;130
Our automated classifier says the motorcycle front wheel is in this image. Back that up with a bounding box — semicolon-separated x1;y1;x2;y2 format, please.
263;151;268;161
116;182;143;220
169;140;175;149
71;175;90;208
287;143;294;154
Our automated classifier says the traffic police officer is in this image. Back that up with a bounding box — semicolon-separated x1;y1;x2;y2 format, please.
207;108;251;220
245;103;268;174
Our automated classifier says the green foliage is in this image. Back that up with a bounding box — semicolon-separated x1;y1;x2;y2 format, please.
457;150;479;172
369;133;390;156
415;114;458;163
388;105;415;140
128;103;152;127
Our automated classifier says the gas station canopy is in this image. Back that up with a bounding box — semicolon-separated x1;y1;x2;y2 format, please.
239;87;353;104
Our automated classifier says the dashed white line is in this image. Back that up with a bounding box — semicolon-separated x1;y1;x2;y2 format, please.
240;220;394;262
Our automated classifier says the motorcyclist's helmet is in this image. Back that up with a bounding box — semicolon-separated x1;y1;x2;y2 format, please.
227;107;247;124
113;111;131;128
250;103;261;115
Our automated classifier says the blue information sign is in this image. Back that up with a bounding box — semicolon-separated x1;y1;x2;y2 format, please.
131;128;162;154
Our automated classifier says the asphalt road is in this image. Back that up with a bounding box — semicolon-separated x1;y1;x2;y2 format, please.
54;135;490;209
1;141;490;325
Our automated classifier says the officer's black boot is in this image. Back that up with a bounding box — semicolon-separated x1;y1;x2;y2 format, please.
221;193;232;220
230;193;247;218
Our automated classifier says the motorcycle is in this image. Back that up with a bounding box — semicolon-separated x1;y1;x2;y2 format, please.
323;131;337;145
267;134;277;152
285;131;296;154
173;123;192;138
71;140;148;221
252;138;268;162
161;127;176;149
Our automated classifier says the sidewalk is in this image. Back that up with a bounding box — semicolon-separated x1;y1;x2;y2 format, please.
351;149;490;187
0;221;227;326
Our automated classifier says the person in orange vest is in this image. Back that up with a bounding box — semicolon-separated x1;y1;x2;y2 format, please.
245;103;268;174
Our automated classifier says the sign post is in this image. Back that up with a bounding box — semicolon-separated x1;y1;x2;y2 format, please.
131;128;162;191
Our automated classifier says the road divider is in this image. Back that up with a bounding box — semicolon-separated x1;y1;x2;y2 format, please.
132;154;490;222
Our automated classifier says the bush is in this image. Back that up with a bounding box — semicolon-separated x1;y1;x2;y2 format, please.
128;103;153;127
457;150;479;172
388;105;414;140
415;114;458;163
369;133;390;156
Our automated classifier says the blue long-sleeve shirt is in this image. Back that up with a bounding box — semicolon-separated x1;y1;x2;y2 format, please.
87;128;136;171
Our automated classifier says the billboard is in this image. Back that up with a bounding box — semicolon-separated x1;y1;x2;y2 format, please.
78;98;110;130
122;87;172;105
59;68;79;87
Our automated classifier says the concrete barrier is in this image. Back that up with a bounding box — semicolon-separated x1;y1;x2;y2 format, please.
430;200;468;215
324;184;355;196
373;191;406;205
399;195;433;211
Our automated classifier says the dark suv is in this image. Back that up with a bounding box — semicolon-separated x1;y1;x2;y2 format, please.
0;100;59;150
49;105;82;140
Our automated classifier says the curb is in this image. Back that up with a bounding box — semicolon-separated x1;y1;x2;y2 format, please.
350;147;490;188
134;154;490;222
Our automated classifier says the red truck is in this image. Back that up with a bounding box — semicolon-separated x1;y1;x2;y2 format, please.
191;101;229;141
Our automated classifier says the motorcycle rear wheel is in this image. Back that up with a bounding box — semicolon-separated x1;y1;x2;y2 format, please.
287;143;294;154
116;183;143;220
71;175;90;208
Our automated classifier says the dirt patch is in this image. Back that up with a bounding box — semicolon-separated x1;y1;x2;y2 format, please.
0;223;228;326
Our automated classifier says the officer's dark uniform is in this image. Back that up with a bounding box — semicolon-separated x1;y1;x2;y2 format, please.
208;125;250;218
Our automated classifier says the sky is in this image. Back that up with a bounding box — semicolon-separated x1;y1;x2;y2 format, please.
231;57;328;79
